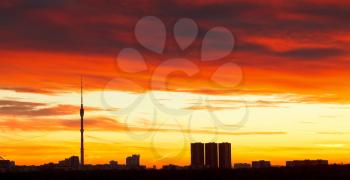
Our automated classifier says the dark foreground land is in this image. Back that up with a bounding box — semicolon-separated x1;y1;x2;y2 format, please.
2;165;350;180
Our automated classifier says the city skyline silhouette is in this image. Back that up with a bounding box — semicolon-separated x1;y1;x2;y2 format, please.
0;2;350;179
0;79;340;171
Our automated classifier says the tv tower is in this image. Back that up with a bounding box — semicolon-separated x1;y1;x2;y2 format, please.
80;76;85;166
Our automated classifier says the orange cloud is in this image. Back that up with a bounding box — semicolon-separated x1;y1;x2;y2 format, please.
0;100;101;116
0;0;349;103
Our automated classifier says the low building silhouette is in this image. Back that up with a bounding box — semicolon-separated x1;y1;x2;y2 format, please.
0;158;15;172
162;164;184;170
109;160;118;166
58;156;80;170
234;163;251;169
286;159;328;167
252;160;271;168
41;162;57;169
126;154;140;168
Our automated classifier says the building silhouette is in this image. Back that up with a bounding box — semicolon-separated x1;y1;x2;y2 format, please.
219;142;231;169
126;154;140;168
234;163;251;169
162;164;184;170
286;160;328;167
80;77;85;166
205;142;218;168
58;156;80;170
252;160;271;168
109;160;118;166
191;142;204;168
0;157;15;171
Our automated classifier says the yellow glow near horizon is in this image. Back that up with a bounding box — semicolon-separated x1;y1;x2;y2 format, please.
0;89;350;167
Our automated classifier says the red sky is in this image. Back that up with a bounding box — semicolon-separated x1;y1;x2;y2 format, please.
0;0;349;102
1;0;350;166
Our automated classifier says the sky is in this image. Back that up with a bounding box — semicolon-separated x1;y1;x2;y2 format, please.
0;0;350;167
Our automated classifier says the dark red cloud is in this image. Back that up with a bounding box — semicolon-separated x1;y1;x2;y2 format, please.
0;0;349;102
0;0;348;56
0;99;101;116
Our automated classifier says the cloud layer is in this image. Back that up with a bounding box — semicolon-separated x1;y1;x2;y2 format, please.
0;0;349;101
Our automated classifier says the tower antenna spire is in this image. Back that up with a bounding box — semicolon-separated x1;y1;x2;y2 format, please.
80;75;85;167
